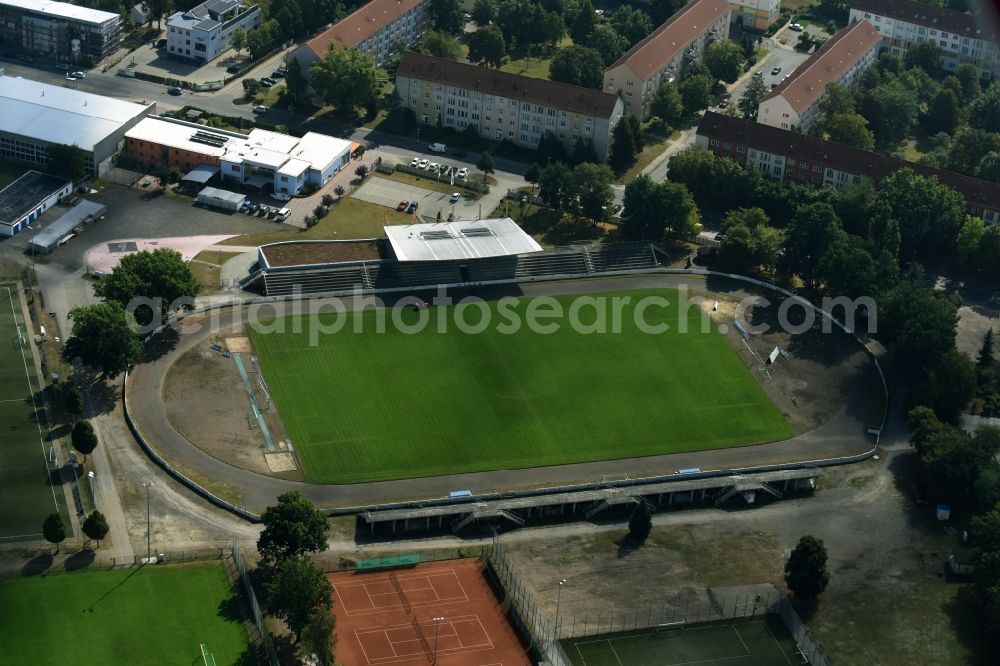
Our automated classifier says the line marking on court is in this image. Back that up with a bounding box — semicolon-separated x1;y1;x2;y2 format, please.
336;569;469;616
572;623;759;666
762;618;795;665
731;624;751;657
607;639;624;666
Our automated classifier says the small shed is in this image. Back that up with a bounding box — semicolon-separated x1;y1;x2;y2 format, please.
197;187;245;212
29;200;106;254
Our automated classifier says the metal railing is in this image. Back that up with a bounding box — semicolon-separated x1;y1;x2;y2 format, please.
232;538;279;666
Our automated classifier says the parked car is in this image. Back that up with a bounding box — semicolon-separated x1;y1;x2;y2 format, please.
71;71;85;78
239;201;251;213
397;200;409;211
167;86;182;95
271;69;286;78
252;105;269;113
428;143;447;153
417;159;429;169
407;201;418;213
457;167;468;178
429;162;439;171
65;73;77;81
753;69;763;77
275;207;291;221
249;202;261;214
259;78;275;88
770;66;782;75
449;192;461;203
789;23;804;31
719;97;730;108
54;64;69;71
226;63;241;74
410;157;420;167
270;192;291;202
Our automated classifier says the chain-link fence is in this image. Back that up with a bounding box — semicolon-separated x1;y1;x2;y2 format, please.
775;598;831;666
232;539;279;666
313;546;485;573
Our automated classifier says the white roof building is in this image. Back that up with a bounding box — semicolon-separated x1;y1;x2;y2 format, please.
385;218;543;262
0;73;153;176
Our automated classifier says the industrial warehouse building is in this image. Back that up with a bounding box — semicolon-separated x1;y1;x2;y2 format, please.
0;170;71;237
0;72;153;176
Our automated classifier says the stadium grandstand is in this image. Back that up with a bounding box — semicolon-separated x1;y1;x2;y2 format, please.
241;218;661;295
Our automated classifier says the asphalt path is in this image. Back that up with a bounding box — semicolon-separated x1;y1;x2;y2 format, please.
126;274;879;513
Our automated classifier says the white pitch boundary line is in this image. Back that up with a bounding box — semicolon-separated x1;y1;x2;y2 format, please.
572;624;756;666
761;618;795;666
4;287;60;516
338;569;469;616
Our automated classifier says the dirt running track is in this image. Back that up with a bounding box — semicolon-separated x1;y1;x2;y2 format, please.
329;559;530;666
125;274;879;513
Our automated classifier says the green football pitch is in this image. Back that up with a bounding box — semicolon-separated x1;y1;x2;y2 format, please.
251;289;792;483
0;563;250;665
0;283;67;540
562;616;800;666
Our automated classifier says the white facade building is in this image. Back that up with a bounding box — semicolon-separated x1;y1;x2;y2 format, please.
166;0;260;63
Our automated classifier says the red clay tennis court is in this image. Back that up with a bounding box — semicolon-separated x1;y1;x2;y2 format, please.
329;559;531;666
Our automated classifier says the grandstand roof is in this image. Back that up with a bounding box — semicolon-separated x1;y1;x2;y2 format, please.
384;218;542;262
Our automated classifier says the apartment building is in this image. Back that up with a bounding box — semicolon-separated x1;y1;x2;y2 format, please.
697;111;1000;222
757;20;881;131
728;0;781;31
0;0;121;62
166;0;261;63
291;0;426;70
850;0;999;78
396;53;624;161
602;0;732;120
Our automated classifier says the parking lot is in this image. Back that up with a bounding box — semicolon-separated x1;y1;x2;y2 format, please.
351;177;479;220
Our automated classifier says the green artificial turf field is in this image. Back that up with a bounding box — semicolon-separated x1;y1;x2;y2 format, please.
0;564;250;665
562;616;800;666
0;283;67;540
250;289;792;483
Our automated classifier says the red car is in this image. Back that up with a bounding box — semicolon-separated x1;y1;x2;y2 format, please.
396;200;409;211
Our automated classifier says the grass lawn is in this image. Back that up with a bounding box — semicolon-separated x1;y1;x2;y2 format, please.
563;616;799;666
373;171;483;198
220;197;402;246
188;250;245;293
0;284;68;540
0;563;251;665
250;289;792;483
616;131;677;184
499;38;570;80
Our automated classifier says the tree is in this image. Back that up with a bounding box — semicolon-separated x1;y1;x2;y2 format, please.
679;74;714;116
816;83;855;123
62;303;142;379
355;164;368;180
826;113;874;150
310;45;379;110
651;83;684;126
611;5;652;46
908;405;948;454
981;329;996;369
300;607;336;665
242;78;261;97
922;427;999;500
608;120;638;173
956;63;981;103
82;510;109;546
784;535;830;602
977;152;1000;183
429;0;463;33
95;248;199;327
524;163;541;189
257;491;329;566
915;349;977;421
72;420;98;461
958;215;986;271
589;25;629;66
466;24;505;68
265;556;333;640
924;88;960;135
65;386;83;420
246;23;277;61
859;80;918;149
476;151;495;177
274;0;305;41
471;0;497;25
549;45;604;90
572;162;614;220
333;184;346;200
878;271;960;382
47;144;87;182
780;203;845;288
875;168;965;262
705;40;745;84
627;501;652;544
718;207;780;272
538;162;575;209
143;0;172;29
43;513;66;552
905;41;943;77
230;26;247;56
650;0;683;24
570;0;596;44
621;175;698;241
417;30;461;59
738;76;767;120
969;82;1000;133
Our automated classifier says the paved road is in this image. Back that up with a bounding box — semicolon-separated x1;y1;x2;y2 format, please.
126;274;879;513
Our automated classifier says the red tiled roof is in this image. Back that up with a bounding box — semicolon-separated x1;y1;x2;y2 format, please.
851;0;996;41
397;52;621;118
697;111;1000;211
606;0;731;81
762;20;882;114
304;0;423;57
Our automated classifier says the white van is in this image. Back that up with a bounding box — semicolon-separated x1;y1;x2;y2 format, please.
276;208;291;221
428;143;447;153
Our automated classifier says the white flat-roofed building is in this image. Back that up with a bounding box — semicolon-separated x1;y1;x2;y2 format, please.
384;218;543;262
166;0;260;63
0;72;153;176
0;0;122;62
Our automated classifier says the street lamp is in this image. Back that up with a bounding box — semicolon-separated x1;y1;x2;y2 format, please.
142;481;153;561
432;616;445;663
554;579;567;640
